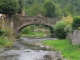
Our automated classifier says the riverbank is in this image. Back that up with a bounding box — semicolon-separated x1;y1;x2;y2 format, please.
0;36;13;48
0;38;65;60
43;39;80;60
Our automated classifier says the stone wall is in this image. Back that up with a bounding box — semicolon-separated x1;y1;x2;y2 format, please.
66;30;80;45
72;30;80;45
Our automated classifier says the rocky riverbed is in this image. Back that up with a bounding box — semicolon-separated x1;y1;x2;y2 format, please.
0;38;66;60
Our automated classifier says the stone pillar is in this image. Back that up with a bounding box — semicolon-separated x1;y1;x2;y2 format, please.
72;30;80;45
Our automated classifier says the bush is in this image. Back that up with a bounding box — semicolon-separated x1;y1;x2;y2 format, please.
21;26;33;34
54;20;67;39
2;27;14;38
72;16;80;30
54;16;73;39
0;36;13;48
0;27;14;48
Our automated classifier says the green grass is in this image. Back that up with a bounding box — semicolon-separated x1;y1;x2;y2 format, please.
21;31;46;38
43;39;80;60
0;36;13;48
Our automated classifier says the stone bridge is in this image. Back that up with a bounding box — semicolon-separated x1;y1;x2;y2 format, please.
12;15;58;38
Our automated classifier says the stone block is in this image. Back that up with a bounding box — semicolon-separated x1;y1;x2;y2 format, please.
72;30;80;45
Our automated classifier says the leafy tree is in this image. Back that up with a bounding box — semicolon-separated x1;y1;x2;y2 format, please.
72;16;80;30
55;4;63;18
52;0;80;16
0;0;20;15
27;1;45;16
23;0;80;17
65;3;76;16
24;0;35;5
54;20;67;39
62;7;70;17
44;0;56;17
37;0;45;3
18;0;23;14
54;16;73;39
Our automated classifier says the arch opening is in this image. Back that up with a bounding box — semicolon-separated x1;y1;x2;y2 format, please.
16;24;54;38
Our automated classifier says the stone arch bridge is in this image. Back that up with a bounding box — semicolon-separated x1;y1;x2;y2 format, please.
12;15;58;38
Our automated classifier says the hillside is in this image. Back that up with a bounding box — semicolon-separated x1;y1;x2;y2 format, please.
23;0;80;17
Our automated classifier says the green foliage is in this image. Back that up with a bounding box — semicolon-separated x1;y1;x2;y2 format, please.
27;1;45;16
21;26;32;34
18;0;23;14
43;39;80;60
54;20;67;39
44;0;56;17
55;4;63;18
0;0;20;15
0;27;14;48
23;0;80;17
25;0;35;5
21;25;50;38
65;3;76;16
64;24;72;32
62;7;71;17
52;0;80;16
0;36;13;48
72;16;80;30
2;27;14;38
54;16;73;39
21;31;45;38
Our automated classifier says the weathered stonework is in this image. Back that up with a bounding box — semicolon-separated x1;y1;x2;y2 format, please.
72;30;80;45
12;15;58;38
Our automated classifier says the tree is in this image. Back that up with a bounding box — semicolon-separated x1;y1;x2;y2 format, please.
24;0;35;5
0;0;20;16
44;0;56;17
72;16;80;30
62;7;70;17
55;4;63;18
54;16;73;39
18;0;23;14
27;1;45;16
64;3;76;16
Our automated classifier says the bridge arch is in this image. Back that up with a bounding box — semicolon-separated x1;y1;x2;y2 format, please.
16;24;54;38
12;15;57;38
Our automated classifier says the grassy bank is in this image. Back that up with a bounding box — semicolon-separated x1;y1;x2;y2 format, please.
0;36;13;48
21;31;49;38
21;25;50;38
43;39;80;60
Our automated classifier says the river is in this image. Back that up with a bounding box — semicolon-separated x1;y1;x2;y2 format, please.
0;38;66;60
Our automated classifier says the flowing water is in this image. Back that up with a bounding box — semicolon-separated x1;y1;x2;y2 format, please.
0;38;66;60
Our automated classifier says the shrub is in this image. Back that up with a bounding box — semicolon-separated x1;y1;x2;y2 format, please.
72;16;80;30
21;26;33;34
2;27;14;38
0;36;13;48
0;27;14;48
54;16;73;39
54;20;67;39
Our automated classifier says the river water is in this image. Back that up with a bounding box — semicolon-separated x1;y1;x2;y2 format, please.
0;38;66;60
